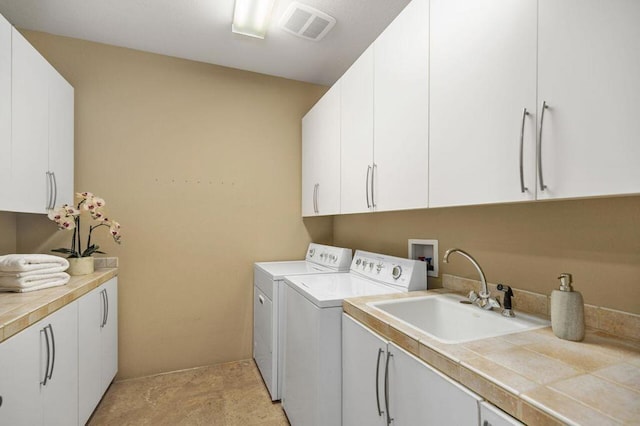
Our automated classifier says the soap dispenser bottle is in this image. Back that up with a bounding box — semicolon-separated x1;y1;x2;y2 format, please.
550;273;585;341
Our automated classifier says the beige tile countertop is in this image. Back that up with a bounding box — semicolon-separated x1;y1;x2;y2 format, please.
344;287;640;425
0;268;118;343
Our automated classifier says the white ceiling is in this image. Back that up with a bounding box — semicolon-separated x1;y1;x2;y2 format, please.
0;0;411;86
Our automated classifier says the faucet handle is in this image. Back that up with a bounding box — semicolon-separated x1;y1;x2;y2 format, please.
497;284;515;317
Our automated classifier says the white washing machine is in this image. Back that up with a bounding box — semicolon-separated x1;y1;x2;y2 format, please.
282;250;427;426
253;243;352;401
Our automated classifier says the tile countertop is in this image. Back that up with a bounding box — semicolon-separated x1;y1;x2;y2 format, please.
0;268;118;343
343;289;640;426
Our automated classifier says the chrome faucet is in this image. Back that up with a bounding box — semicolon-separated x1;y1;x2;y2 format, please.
443;248;500;310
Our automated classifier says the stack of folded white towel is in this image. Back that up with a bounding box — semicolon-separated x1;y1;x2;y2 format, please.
0;254;70;293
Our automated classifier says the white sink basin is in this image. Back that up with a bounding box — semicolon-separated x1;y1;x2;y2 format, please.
368;293;550;344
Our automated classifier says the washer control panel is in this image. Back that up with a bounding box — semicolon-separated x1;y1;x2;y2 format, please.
305;243;353;270
350;250;427;291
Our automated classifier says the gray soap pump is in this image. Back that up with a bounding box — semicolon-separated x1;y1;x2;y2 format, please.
550;273;585;341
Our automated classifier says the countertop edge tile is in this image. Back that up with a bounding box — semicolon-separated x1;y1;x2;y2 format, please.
0;268;118;343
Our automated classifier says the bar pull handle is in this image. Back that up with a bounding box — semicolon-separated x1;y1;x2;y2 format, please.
258;295;265;305
45;172;53;210
384;352;393;425
366;166;372;209
51;171;58;208
375;348;385;417
105;288;110;326
47;325;55;381
519;108;529;193
537;101;549;191
40;326;51;385
100;289;107;328
371;164;377;208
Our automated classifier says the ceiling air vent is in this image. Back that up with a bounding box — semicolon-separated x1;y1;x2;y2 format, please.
279;2;336;41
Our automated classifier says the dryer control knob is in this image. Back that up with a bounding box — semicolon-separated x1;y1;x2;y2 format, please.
309;248;315;257
392;265;403;280
355;258;362;265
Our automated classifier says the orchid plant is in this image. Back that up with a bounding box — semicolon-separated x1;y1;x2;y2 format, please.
48;192;122;258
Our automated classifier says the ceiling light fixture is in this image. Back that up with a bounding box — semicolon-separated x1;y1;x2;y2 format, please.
232;0;276;39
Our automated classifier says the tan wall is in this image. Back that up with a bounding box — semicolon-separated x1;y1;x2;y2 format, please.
15;31;333;379
0;212;16;253
334;196;640;314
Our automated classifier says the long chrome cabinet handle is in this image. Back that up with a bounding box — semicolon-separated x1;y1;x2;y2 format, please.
47;325;55;381
51;172;58;208
45;172;53;210
40;326;51;385
537;101;549;191
519;108;529;193
366;166;372;208
371;164;377;208
312;184;316;214
105;289;109;326
384;352;393;425
100;289;107;328
315;183;319;214
375;348;384;417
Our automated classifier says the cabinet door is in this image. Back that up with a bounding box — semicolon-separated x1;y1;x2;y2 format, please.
78;285;103;425
11;28;49;214
0;323;42;426
429;0;537;207
373;0;429;212
301;84;341;216
0;14;10;209
48;65;74;208
79;278;118;424
537;0;640;199
253;285;275;399
41;301;79;426
101;278;118;393
388;342;481;425
340;46;374;214
342;314;386;426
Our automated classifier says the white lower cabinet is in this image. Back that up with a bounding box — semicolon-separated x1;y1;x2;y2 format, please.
343;314;481;425
0;300;79;426
79;277;118;425
481;401;524;426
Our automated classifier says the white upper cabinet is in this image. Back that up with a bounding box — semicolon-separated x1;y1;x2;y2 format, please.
536;0;640;200
340;46;374;214
10;28;49;214
429;0;538;207
0;19;74;214
0;14;10;208
302;83;341;216
48;64;75;208
373;0;429;212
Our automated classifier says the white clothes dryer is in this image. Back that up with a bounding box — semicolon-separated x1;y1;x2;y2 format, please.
253;243;352;401
282;250;427;426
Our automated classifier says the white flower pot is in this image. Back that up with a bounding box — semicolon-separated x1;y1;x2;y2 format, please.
67;257;95;276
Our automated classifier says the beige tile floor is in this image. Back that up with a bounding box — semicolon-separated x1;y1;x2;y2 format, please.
89;360;290;426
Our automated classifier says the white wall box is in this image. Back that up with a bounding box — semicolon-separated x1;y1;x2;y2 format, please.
79;277;118;425
0;13;11;207
302;83;341;216
0;300;79;426
429;0;538;207
343;314;482;425
536;0;640;200
408;238;438;278
1;21;74;214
